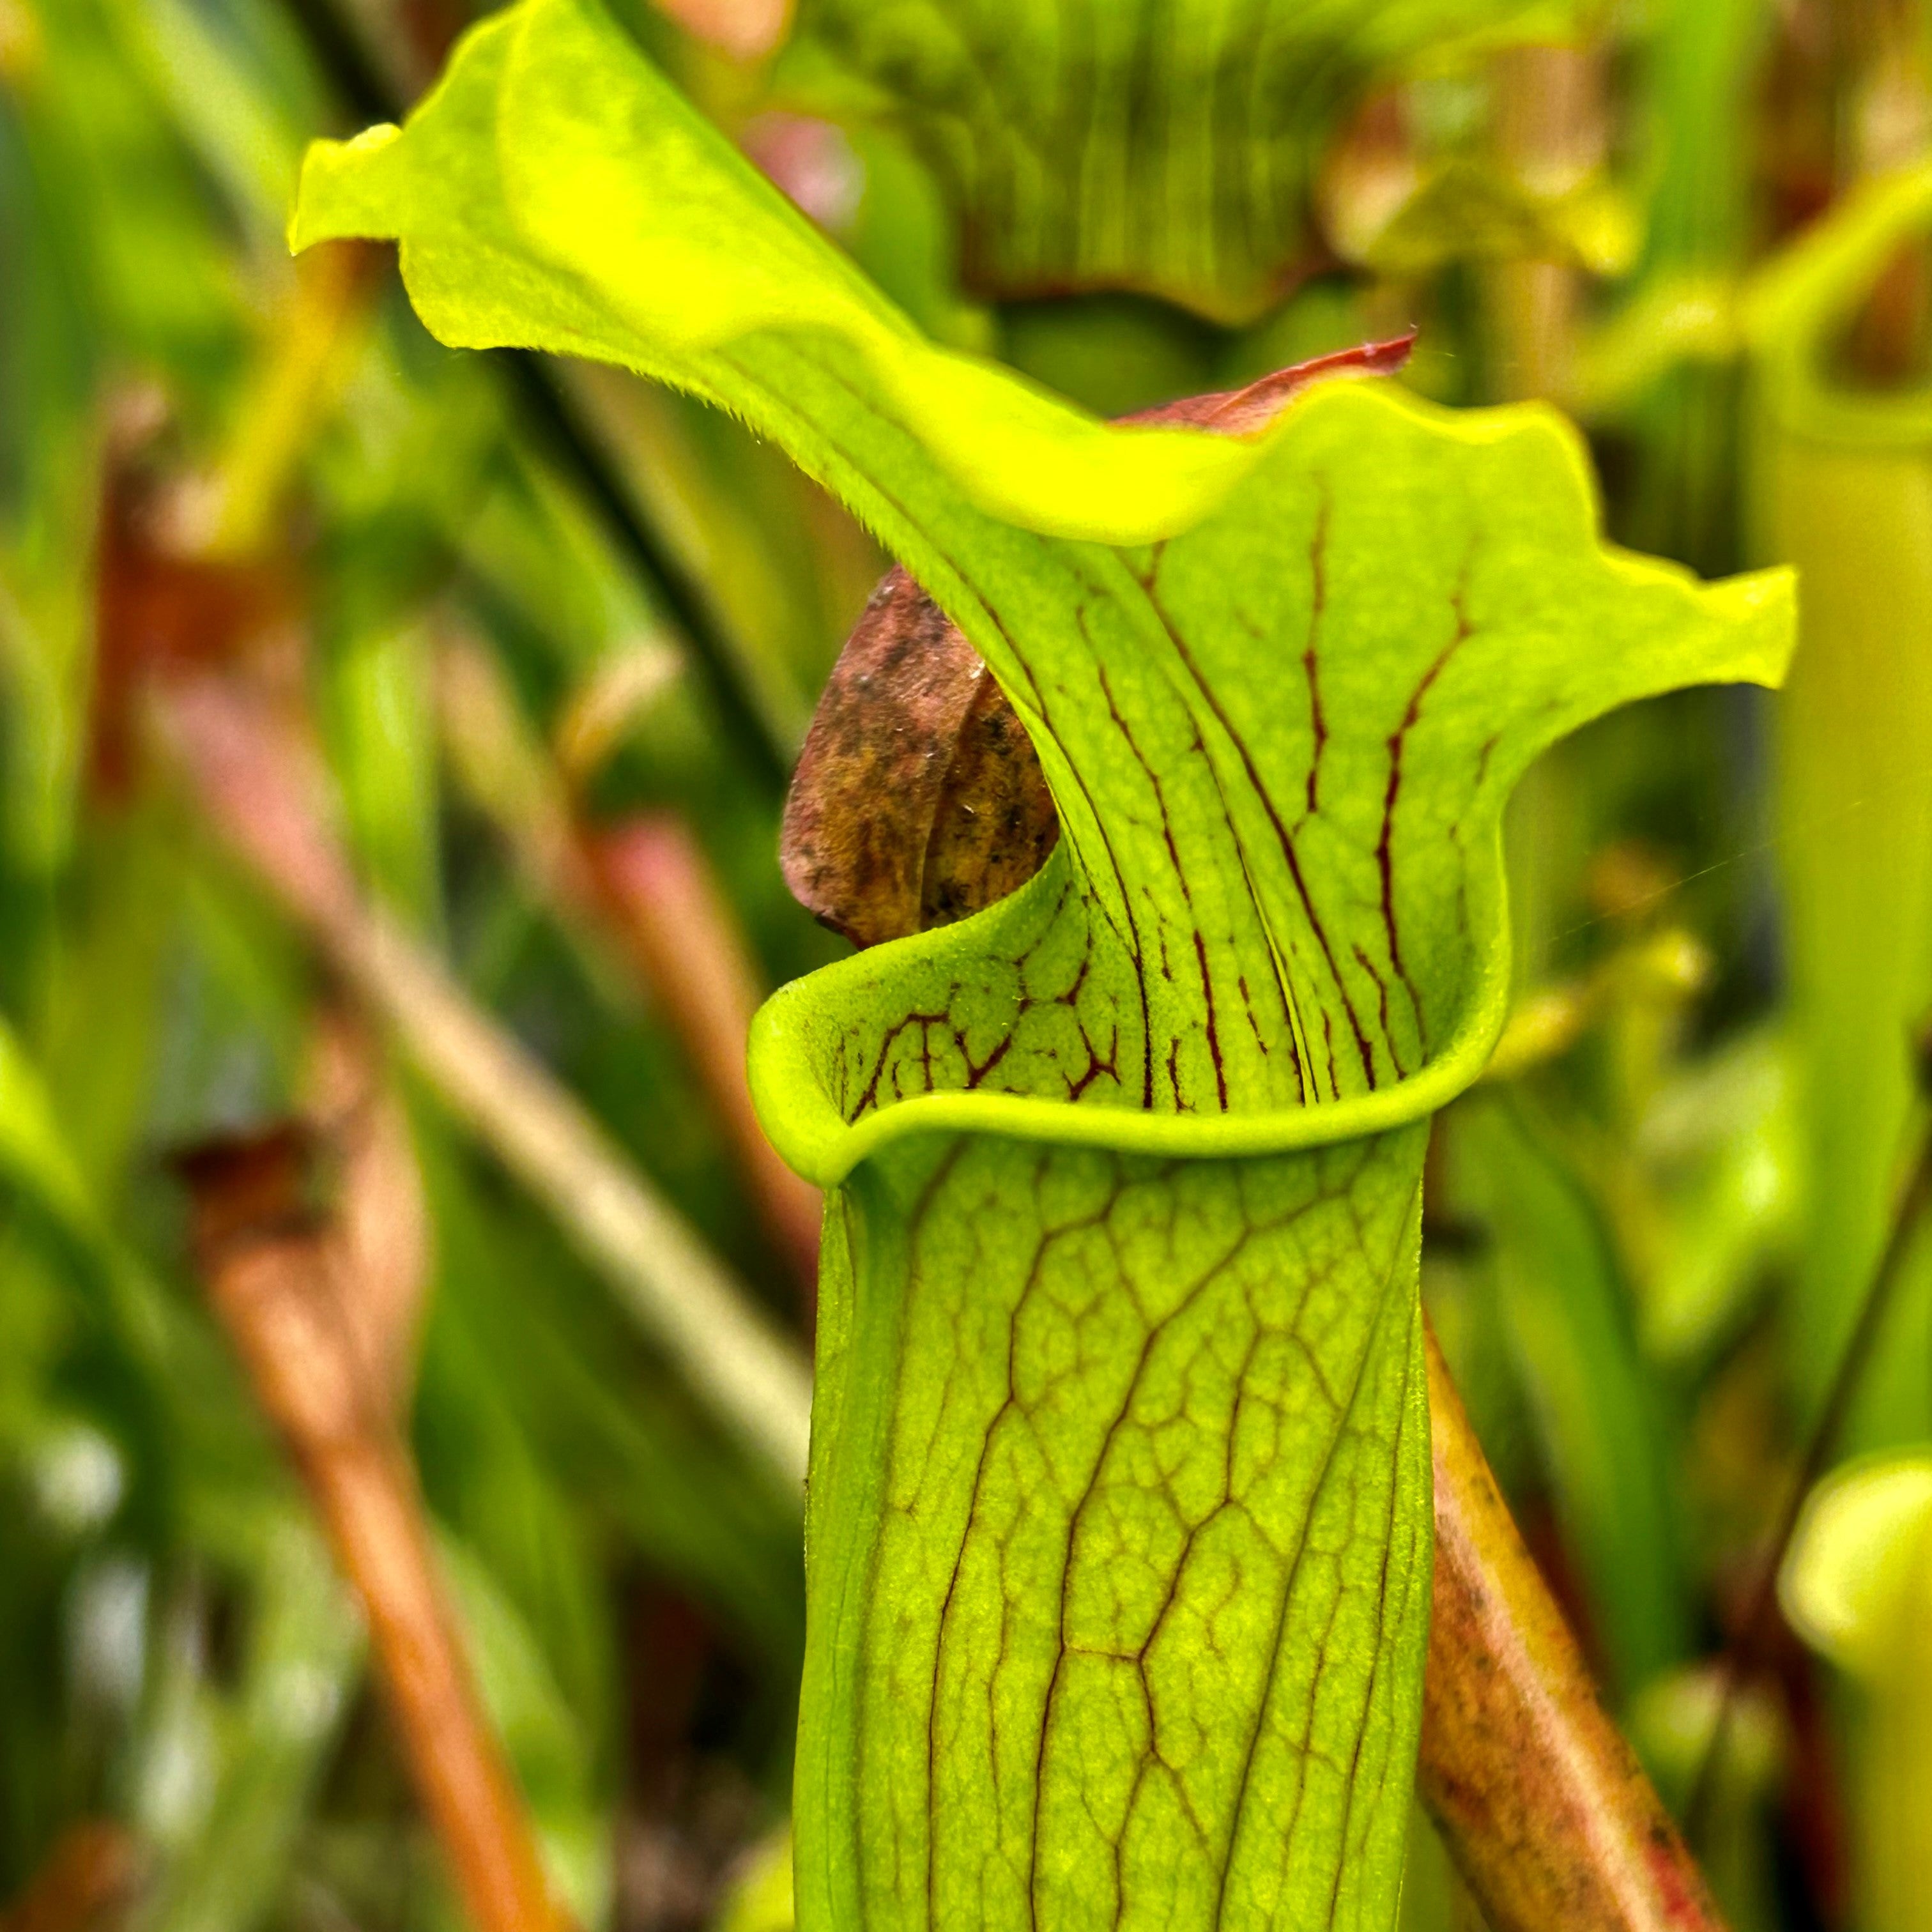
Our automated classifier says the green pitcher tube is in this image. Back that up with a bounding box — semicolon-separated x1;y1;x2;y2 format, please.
1749;166;1932;1444
790;1104;1431;1932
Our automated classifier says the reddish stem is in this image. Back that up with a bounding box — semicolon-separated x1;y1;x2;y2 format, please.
1422;1322;1725;1932
181;1131;566;1932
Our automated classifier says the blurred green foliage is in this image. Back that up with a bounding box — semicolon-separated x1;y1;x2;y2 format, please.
9;1;1932;1931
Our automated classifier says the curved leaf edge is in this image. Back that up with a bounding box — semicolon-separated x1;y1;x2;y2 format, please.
746;831;1508;1186
288;22;1264;548
287;0;1613;547
744;406;1790;1181
749;612;1781;1193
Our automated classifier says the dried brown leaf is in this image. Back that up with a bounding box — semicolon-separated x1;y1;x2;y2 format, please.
779;337;1414;947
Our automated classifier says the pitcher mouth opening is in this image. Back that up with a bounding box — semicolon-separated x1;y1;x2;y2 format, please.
747;822;1514;1190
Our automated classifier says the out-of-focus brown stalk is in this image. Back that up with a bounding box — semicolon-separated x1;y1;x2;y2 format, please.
435;635;820;1308
307;1005;431;1404
1421;1321;1726;1932
1;1822;141;1932
585;816;822;1304
179;1128;563;1932
151;671;813;1488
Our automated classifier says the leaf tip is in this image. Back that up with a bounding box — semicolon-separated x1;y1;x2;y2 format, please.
1708;562;1800;689
288;125;405;256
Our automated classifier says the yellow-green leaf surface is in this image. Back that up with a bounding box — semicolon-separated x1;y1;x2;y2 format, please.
1782;1453;1932;1683
782;0;1592;319
291;7;1793;1929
